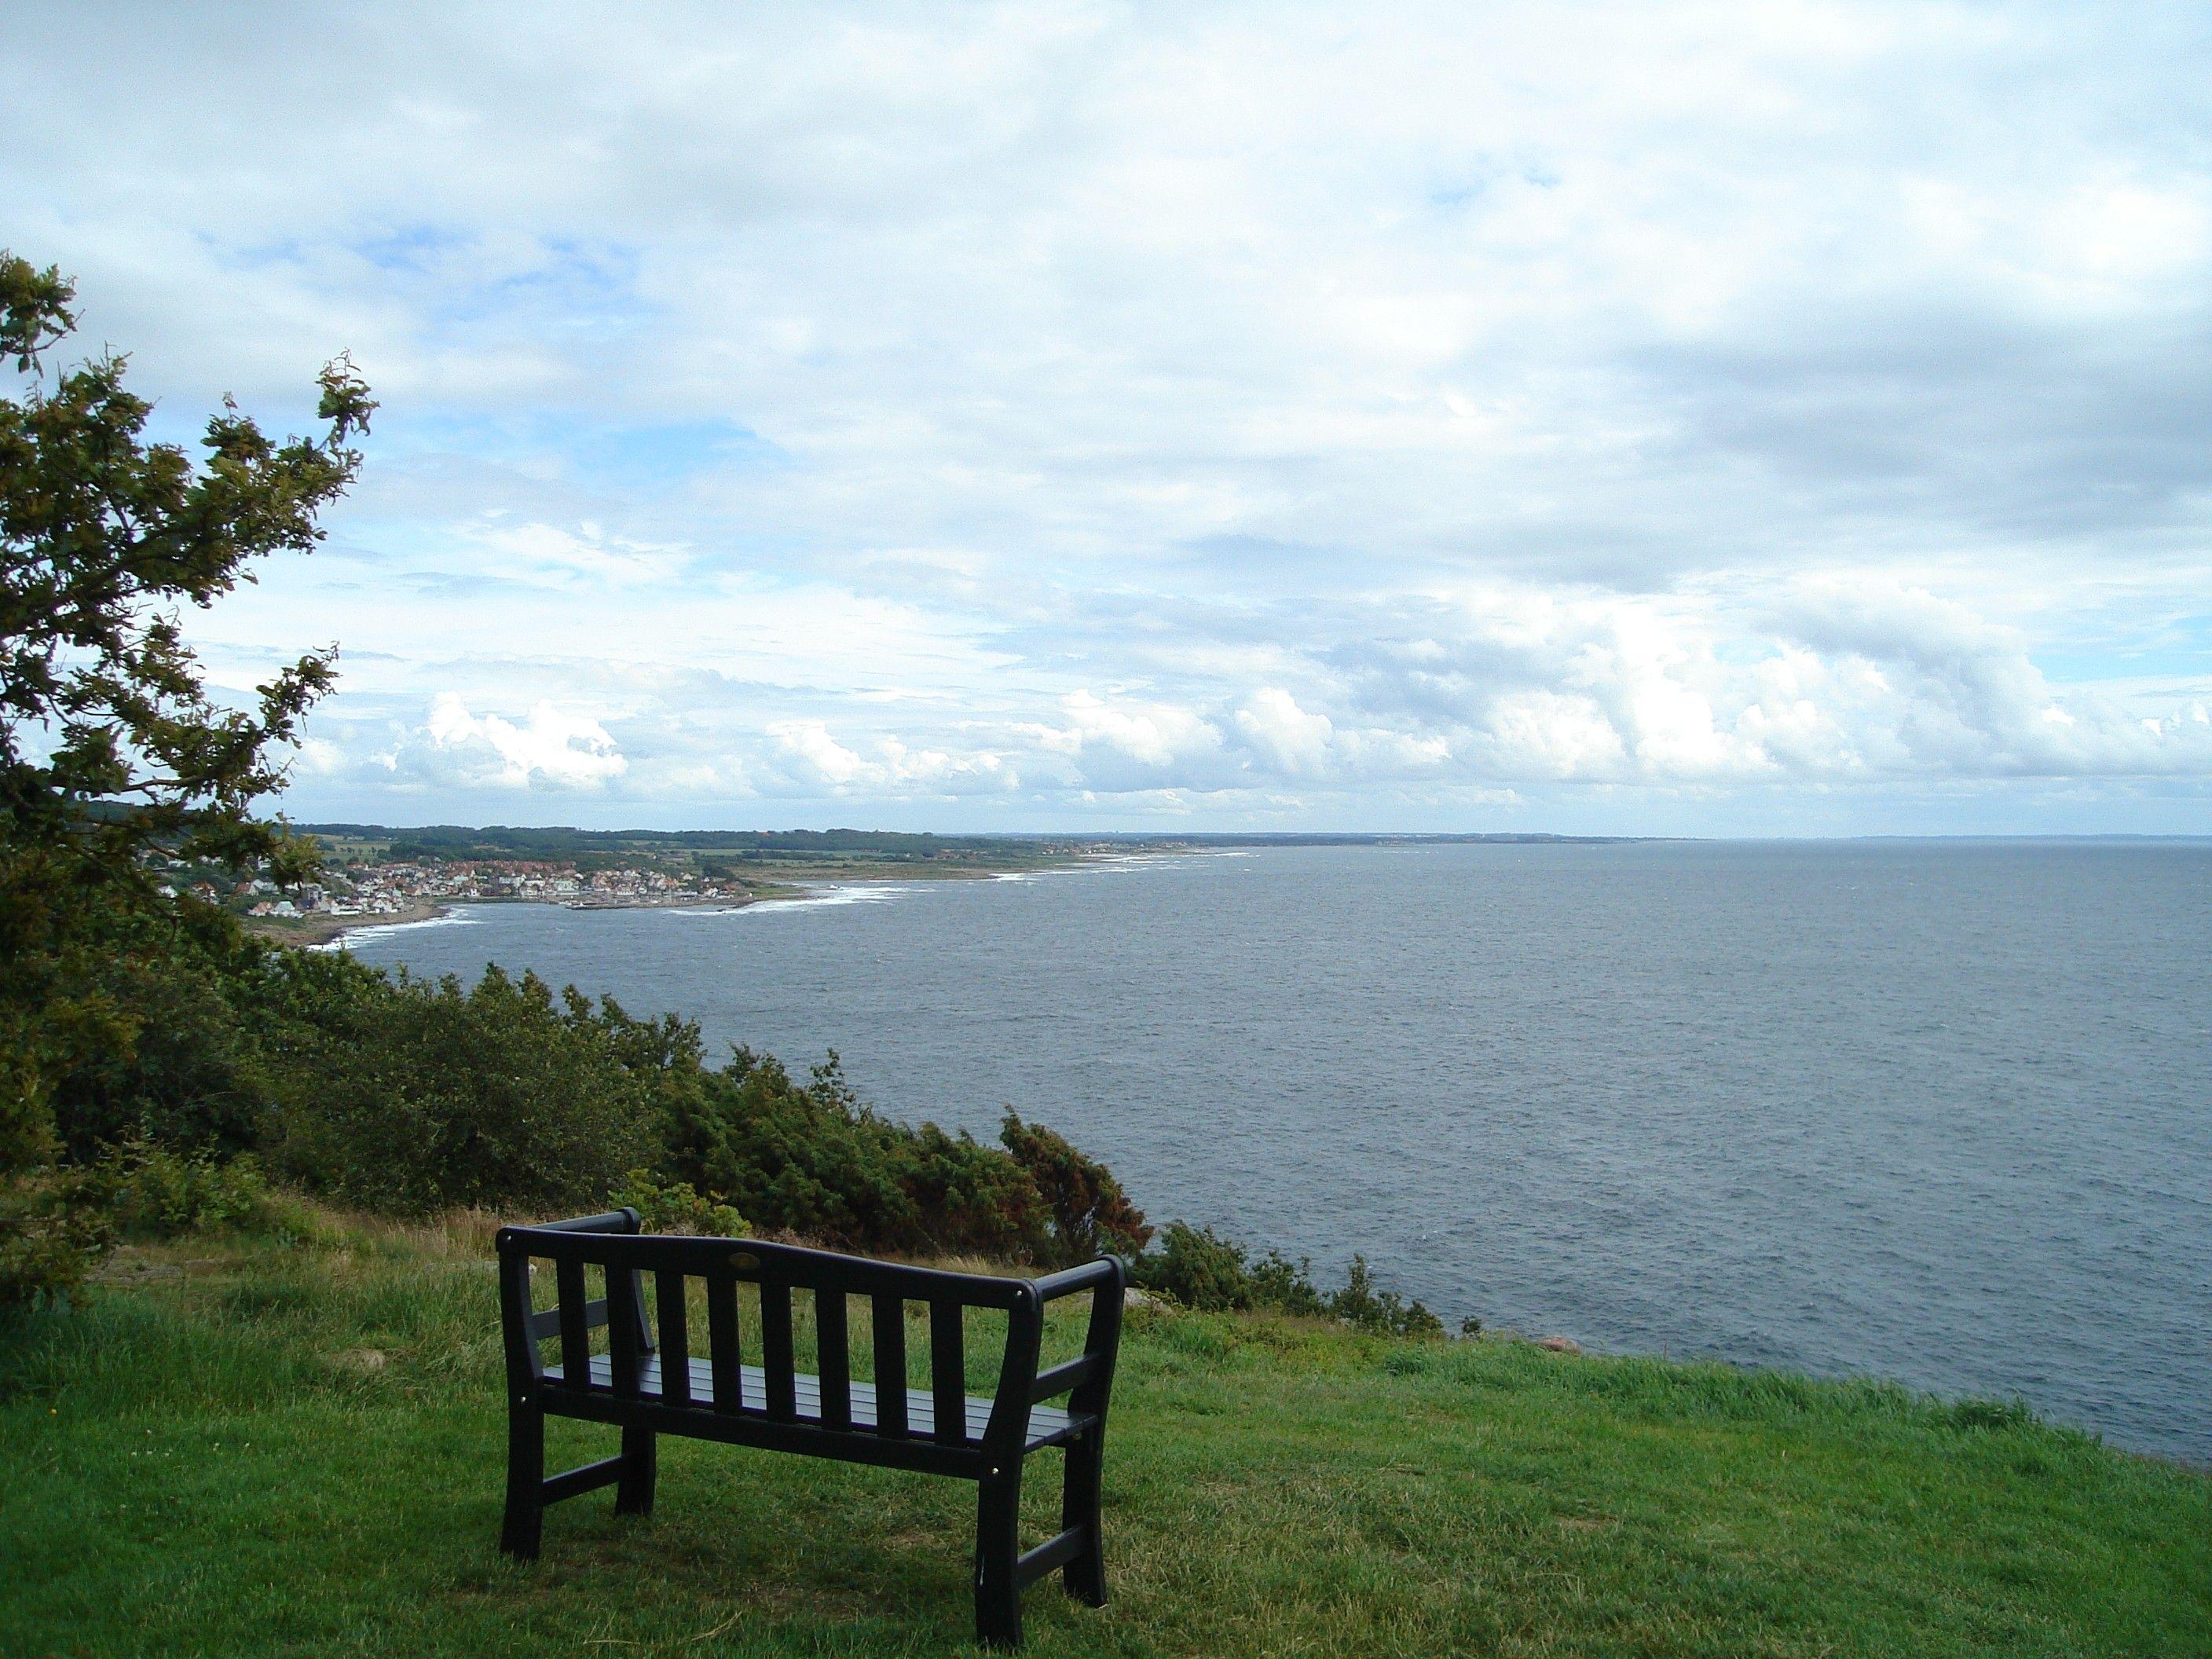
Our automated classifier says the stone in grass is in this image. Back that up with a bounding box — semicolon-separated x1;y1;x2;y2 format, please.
1536;1335;1581;1354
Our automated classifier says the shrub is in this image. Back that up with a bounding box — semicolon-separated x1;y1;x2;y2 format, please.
1135;1225;1438;1333
1328;1254;1445;1338
1000;1112;1152;1264
0;1168;115;1307
46;920;273;1163
1137;1222;1265;1311
258;955;669;1215
107;1142;273;1238
610;1169;749;1237
1249;1248;1331;1319
1137;1221;1326;1317
665;1051;1047;1258
0;252;365;1300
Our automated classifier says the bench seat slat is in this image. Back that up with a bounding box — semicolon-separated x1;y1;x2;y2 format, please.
543;1354;1086;1451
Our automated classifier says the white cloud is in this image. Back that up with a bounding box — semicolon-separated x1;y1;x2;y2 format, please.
766;720;1018;797
466;521;689;589
1478;690;1629;780
768;720;868;788
1031;690;1229;790
378;694;628;791
6;4;2210;830
1234;688;1334;776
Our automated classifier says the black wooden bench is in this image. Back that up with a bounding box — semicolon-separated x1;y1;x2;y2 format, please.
495;1209;1128;1647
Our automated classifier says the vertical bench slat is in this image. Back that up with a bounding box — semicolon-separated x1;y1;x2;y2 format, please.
707;1275;742;1412
872;1294;907;1437
817;1291;851;1430
930;1300;965;1445
608;1262;643;1397
760;1280;797;1421
656;1271;690;1406
556;1258;591;1390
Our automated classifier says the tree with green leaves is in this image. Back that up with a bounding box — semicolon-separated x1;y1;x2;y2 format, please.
0;253;371;1294
999;1111;1153;1263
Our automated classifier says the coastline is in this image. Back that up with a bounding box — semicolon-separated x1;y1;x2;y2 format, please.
249;900;452;949
252;845;1138;951
274;892;771;950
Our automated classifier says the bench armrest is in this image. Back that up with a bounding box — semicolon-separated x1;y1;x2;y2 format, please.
516;1207;640;1236
1032;1257;1122;1302
1020;1257;1126;1415
1029;1352;1104;1401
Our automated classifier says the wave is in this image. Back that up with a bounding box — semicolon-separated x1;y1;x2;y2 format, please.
313;907;479;952
670;883;918;914
994;852;1199;882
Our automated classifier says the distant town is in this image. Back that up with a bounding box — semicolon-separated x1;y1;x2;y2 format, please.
163;858;751;924
148;825;1637;943
167;825;1112;942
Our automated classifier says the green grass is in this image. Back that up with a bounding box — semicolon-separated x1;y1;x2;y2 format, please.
2;1214;2205;1658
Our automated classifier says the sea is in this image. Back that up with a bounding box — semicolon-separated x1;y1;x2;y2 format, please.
336;839;2212;1463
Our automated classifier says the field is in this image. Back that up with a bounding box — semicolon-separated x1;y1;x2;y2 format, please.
3;1210;2206;1658
293;824;1095;881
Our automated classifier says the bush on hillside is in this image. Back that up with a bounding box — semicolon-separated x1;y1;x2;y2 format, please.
1330;1254;1445;1338
1000;1111;1154;1264
1137;1221;1440;1335
0;1167;115;1307
663;1051;1053;1258
47;913;271;1163
258;954;672;1215
610;1168;749;1237
105;1141;276;1239
1139;1221;1328;1316
0;253;368;1302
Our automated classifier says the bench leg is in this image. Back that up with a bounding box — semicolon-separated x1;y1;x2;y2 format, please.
615;1424;657;1517
500;1404;545;1559
974;1467;1024;1649
1060;1428;1108;1607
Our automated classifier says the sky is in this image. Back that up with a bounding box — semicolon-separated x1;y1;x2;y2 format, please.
5;2;2210;834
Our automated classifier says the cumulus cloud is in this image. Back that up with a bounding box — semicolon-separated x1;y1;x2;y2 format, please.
377;695;628;791
765;720;1017;797
1030;691;1227;787
1235;689;1335;776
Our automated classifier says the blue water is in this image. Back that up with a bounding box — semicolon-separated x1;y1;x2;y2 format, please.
341;840;2212;1462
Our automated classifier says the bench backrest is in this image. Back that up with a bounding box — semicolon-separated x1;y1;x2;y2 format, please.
496;1210;1111;1465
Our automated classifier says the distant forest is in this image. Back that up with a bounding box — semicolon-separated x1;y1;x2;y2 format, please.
296;823;1635;865
297;824;1044;864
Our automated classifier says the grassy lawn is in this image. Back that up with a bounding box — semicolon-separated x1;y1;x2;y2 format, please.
2;1214;2205;1658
